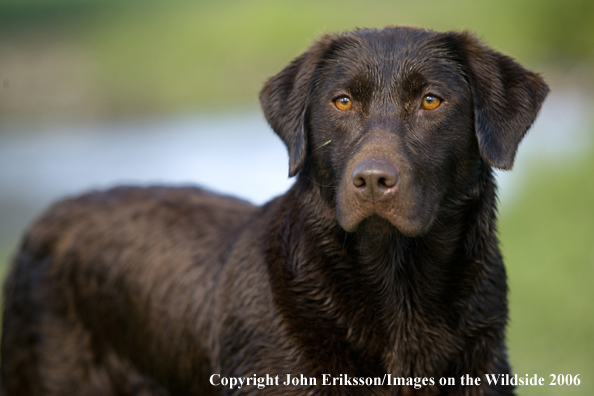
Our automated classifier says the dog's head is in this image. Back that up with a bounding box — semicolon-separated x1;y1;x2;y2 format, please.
260;27;548;236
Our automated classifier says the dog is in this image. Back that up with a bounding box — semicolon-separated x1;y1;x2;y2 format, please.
1;27;548;395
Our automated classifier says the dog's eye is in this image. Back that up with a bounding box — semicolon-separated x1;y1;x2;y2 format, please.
334;96;353;111
421;95;441;110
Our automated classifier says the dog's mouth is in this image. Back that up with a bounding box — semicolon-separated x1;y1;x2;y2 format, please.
336;177;437;237
335;197;404;235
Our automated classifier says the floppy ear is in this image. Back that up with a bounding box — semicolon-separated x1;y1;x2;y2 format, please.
447;32;549;170
259;34;336;177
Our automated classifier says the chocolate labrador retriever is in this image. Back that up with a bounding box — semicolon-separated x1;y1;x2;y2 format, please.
1;27;548;395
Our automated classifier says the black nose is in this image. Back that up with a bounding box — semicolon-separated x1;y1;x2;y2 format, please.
352;160;399;201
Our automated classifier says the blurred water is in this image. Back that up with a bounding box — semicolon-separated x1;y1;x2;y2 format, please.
0;112;293;249
0;90;591;251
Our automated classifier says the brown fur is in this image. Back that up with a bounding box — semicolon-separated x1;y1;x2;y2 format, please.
1;27;548;395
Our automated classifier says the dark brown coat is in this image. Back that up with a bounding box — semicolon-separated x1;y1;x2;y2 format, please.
1;27;548;395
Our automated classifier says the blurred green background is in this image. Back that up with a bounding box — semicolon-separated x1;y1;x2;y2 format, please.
0;1;593;395
1;0;593;118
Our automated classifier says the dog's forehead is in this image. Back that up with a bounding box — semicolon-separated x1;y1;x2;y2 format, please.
324;28;457;86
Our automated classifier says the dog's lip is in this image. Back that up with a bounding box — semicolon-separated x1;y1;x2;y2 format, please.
337;201;395;233
337;200;433;237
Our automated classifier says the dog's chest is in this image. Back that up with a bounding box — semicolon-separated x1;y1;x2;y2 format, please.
280;260;457;381
342;285;457;378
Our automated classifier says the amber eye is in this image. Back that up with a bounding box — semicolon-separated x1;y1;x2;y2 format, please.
421;94;441;110
334;96;352;111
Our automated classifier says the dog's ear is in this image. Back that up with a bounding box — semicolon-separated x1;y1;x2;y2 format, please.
260;34;336;177
446;32;549;170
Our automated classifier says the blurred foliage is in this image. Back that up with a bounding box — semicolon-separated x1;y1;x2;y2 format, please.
0;0;593;116
501;147;594;396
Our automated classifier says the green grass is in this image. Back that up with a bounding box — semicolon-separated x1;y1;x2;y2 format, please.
501;149;594;396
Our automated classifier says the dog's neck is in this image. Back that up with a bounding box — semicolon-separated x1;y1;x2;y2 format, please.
266;163;506;377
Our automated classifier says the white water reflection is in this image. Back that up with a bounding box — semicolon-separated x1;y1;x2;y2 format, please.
1;112;293;205
0;90;591;248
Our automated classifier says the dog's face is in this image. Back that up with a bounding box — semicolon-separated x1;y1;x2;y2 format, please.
308;29;478;236
261;27;548;236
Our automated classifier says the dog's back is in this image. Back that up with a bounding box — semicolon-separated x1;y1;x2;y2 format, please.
1;186;256;395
